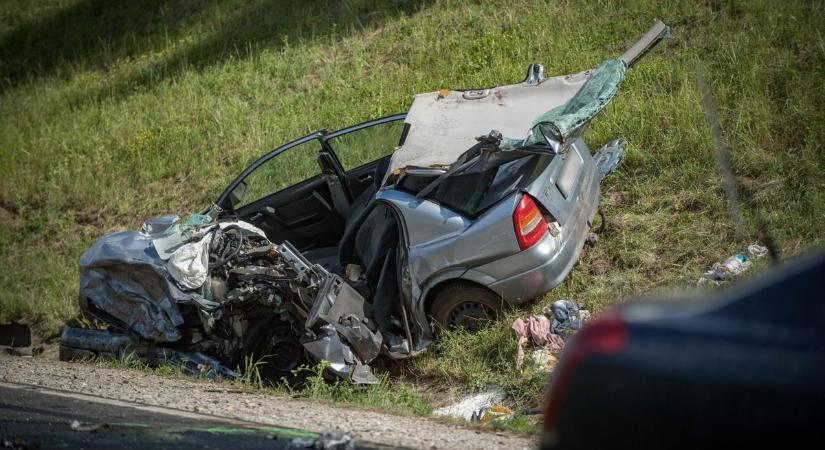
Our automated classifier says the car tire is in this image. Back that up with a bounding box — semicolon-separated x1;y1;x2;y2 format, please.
430;282;503;332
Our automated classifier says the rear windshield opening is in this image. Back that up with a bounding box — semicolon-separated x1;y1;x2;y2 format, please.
396;153;545;217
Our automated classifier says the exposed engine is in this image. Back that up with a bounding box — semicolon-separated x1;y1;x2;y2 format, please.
70;212;383;383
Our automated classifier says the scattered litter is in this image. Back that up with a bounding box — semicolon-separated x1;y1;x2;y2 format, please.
511;301;590;368
433;389;506;422
548;300;590;339
476;404;514;425
527;348;558;373
748;243;769;258
512;315;564;368
701;243;769;285
288;429;355;450
704;254;749;282
69;420;108;433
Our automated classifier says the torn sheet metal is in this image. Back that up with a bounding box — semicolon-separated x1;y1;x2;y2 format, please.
79;229;193;342
141;214;179;235
389;70;589;173
302;326;353;378
288;429;356;450
593;137;627;181
502;58;627;151
76;214;384;383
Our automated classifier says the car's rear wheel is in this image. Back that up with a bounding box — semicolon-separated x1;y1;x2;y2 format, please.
430;283;503;332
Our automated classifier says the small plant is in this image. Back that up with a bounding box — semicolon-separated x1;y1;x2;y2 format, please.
101;351;149;371
275;360;431;416
235;354;267;389
153;363;183;377
70;312;107;330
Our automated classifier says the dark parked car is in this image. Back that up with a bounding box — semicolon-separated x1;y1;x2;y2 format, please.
540;249;825;449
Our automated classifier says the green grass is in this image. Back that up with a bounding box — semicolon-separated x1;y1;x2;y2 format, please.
275;361;433;416
2;0;824;426
99;354;433;417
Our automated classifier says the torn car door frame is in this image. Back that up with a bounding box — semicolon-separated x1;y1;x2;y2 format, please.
214;114;425;358
216;114;408;215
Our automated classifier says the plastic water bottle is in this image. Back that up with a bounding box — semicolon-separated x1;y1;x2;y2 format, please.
721;254;748;275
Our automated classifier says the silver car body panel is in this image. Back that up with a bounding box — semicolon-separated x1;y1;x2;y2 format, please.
379;136;599;316
481;142;600;302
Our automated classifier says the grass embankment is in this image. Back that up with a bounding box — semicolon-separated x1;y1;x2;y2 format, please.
2;0;824;426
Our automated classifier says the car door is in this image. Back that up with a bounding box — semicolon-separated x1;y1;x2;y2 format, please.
216;132;343;250
322;113;407;199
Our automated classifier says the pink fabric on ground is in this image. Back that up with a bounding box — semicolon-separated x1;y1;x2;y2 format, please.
512;315;565;368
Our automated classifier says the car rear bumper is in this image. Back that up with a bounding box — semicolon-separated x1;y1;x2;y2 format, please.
466;163;599;304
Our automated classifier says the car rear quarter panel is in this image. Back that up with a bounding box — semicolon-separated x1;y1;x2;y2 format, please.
376;189;520;305
381;138;599;310
473;139;600;302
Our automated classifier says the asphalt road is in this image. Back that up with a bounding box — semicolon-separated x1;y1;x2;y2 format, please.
1;355;534;450
0;382;377;449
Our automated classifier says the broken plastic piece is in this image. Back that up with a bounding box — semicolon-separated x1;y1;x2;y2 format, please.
594;137;627;181
70;420;109;433
433;389;506;422
476;404;514;425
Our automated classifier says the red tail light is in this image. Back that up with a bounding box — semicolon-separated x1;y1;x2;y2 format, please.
513;194;548;250
543;311;627;430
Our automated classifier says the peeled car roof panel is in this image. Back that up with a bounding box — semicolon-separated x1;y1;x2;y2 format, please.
389;70;590;173
390;20;671;175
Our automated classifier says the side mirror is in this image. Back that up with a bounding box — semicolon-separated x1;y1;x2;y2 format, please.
228;180;248;208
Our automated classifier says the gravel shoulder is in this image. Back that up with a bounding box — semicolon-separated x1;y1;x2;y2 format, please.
0;354;534;450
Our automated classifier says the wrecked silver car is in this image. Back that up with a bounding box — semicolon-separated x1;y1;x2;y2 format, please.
61;22;670;382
